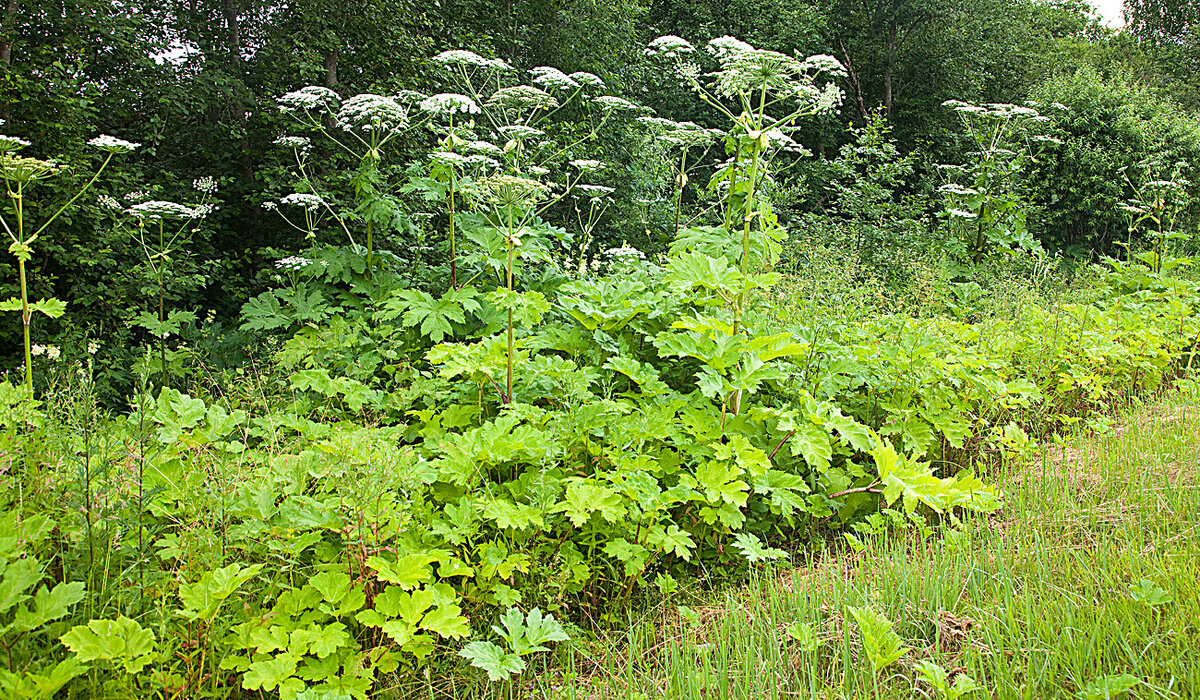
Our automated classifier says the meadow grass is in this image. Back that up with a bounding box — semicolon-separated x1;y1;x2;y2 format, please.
525;379;1200;700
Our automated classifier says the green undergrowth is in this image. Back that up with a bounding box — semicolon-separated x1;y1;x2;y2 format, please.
557;378;1200;700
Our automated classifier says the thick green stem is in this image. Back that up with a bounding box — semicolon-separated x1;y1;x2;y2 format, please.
449;178;457;289
19;255;30;392
505;206;515;404
732;142;762;339
673;149;687;238
158;221;168;389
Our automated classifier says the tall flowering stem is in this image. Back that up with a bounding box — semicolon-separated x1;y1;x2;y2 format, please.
0;134;137;391
645;36;845;413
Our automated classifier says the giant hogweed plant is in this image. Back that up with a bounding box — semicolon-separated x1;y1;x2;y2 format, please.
939;99;1061;264
0;130;138;392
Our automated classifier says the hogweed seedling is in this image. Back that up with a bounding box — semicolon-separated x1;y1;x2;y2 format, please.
914;660;985;700
846;605;910;699
0;133;137;392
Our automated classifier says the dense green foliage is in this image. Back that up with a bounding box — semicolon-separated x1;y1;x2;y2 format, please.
3;1;1200;697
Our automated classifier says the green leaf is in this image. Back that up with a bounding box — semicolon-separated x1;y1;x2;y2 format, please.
61;616;156;673
421;604;471;639
520;608;569;650
459;641;525;681
486;287;550;327
1076;674;1138;700
12;581;85;633
242;653;298;692
367;555;433;590
0;557;41;615
554;480;625;527
28;298;67;319
845;606;909;673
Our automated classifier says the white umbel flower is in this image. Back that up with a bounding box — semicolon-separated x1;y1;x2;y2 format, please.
530;66;580;90
274;135;311;150
569;159;606;173
278;86;340;112
275;256;313;270
88;134;141;153
336;94;408;133
126;201;198;220
645;35;696;59
0;135;31;152
193;176;217;194
591;95;639;112
280;193;325;211
419;93;480;116
497;125;544;140
569;72;605;88
487;85;558;111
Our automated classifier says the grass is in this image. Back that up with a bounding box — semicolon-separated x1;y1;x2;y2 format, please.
521;378;1200;700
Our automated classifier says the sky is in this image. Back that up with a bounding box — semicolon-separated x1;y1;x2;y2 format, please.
1089;0;1125;28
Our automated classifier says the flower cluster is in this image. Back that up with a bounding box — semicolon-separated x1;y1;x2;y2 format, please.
569;72;605;88
280;193;325;211
0;135;31;153
487;85;558;112
419;93;480;117
645;35;696;59
87;341;101;355
574;184;615;200
590;95;639;112
336;94;408;133
278;86;340;112
275;256;313;271
0;155;62;184
433;50;512;71
97;194;122;211
88;134;141;153
470;174;549;208
274;135;311;151
529;67;579;91
569;159;606;173
193;176;217;194
497;125;543;140
125;200;199;220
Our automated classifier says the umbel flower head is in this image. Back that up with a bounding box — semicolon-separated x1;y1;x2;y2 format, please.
0;155;63;184
280;193;325;211
125;200;198;220
497;125;544;140
470;174;549;208
278;86;341;112
419;93;481;117
590;95;639;112
88;134;141;153
487;85;558;112
529;66;579;91
336;94;408;133
0;135;31;153
433;50;512;72
645;35;696;59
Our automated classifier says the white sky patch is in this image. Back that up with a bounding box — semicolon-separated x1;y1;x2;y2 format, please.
1088;0;1125;28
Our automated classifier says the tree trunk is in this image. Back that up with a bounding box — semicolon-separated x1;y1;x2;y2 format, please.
324;49;339;87
0;0;17;122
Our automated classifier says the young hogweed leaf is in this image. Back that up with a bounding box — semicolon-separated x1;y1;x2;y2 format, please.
786;622;825;652
241;653;299;692
12;581;86;634
1076;674;1138;700
845;605;909;674
554;480;626;527
459;641;525;681
367;554;434;590
60;616;157;673
914;660;985;700
486;287;550;327
383;287;479;342
732;532;787;563
1129;579;1173;607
